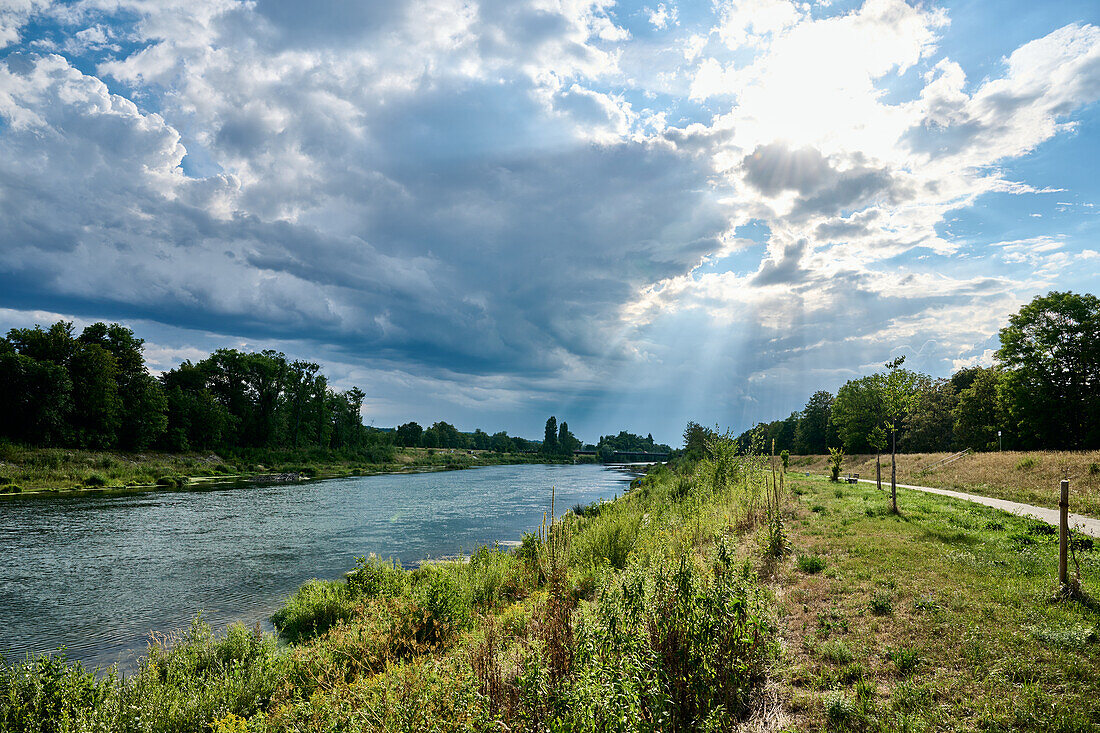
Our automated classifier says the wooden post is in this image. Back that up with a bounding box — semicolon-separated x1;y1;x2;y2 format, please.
1059;479;1069;588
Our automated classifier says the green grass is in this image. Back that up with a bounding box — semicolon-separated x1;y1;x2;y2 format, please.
777;473;1100;731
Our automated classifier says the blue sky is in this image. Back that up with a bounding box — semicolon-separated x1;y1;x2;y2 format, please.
1;0;1098;445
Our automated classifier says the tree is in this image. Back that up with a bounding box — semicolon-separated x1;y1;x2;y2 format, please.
794;391;835;454
953;367;1004;451
0;348;72;445
396;421;423;448
543;416;558;455
831;376;885;454
903;377;955;453
68;341;122;448
79;323;167;450
557;421;579;456
868;425;886;492
682;421;714;461
997;291;1100;449
470;429;490;451
881;357;919;514
490;431;514;453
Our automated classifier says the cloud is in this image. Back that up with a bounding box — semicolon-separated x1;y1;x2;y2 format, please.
0;1;1099;441
647;3;677;30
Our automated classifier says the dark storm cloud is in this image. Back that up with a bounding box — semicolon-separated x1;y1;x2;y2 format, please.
0;52;727;378
742;143;903;220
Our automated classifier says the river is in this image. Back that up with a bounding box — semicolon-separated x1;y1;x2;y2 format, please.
0;463;631;671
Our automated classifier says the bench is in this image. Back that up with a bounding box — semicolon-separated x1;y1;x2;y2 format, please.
845;473;860;484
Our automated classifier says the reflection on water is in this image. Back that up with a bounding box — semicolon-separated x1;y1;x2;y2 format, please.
0;463;630;670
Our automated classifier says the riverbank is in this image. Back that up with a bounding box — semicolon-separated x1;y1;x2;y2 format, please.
790;449;1100;517
5;450;1098;731
0;444;581;497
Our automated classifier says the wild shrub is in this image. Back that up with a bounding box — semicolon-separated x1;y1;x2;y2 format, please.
828;447;845;482
0;653;111;732
571;504;641;570
413;566;471;648
347;555;407;599
561;553;772;730
1;619;286;733
644;556;771;725
869;589;894;616
466;545;524;608
271;580;356;643
83;473;107;487
1015;457;1037;471
798;555;827;574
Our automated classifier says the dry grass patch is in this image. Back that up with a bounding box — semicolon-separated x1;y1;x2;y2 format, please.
790;450;1100;517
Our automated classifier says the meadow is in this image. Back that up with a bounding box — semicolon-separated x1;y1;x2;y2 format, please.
2;445;1098;731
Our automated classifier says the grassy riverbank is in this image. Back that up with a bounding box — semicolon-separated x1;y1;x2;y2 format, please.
4;448;1099;731
0;444;572;496
790;450;1100;518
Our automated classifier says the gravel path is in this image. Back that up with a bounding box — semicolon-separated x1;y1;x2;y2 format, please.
856;478;1100;538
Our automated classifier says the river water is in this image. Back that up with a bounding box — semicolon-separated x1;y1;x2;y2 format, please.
0;463;631;671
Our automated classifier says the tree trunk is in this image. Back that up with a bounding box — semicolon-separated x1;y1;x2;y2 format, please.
890;430;898;513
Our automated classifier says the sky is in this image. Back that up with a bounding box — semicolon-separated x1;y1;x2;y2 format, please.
0;0;1098;446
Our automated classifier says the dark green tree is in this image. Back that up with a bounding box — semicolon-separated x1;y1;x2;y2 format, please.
396;422;423;447
997;291;1100;448
490;431;515;453
557;421;579;456
902;376;955;453
682;421;714;461
794;390;834;454
543;416;558;455
831;376;885;454
953;367;1005;451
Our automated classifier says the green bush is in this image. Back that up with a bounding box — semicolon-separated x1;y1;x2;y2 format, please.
414;567;470;647
0;653;111;732
1015;457;1037;471
83;473;107;487
348;555;407;599
797;555;827;574
271;580;356;643
571;504;641;570
562;554;772;729
0;619;282;733
465;546;523;608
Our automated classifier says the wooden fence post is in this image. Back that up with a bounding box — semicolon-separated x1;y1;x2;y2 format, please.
1059;479;1069;588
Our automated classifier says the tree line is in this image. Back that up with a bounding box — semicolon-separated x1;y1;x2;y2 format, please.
0;322;677;462
0;321;389;457
728;291;1100;455
392;420;543;453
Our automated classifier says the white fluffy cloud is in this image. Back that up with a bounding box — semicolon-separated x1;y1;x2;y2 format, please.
0;0;1098;437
